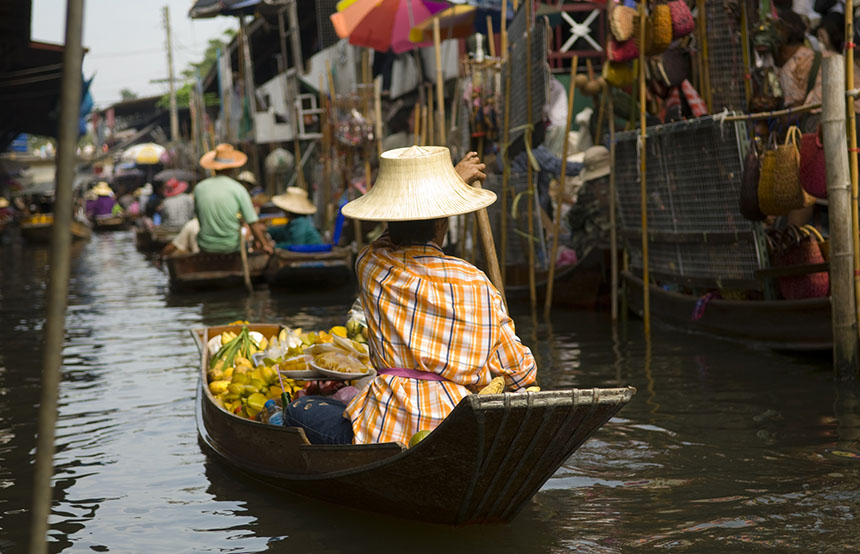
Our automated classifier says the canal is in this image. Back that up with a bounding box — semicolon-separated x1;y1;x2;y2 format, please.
1;230;859;552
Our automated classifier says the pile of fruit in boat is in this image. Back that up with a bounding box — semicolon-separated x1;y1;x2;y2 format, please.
206;318;372;422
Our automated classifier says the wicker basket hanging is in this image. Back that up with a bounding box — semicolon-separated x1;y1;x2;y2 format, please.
769;225;829;299
646;4;673;56
758;127;816;215
798;125;827;198
668;0;695;39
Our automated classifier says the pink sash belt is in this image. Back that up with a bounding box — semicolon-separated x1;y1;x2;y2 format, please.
377;367;449;382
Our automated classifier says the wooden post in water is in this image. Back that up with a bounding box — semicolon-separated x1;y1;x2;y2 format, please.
524;0;538;313
30;0;84;552
845;0;860;340
544;55;578;317
638;0;650;337
608;92;619;321
433;18;447;145
822;55;860;381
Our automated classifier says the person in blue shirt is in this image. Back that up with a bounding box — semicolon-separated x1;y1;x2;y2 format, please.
268;187;324;249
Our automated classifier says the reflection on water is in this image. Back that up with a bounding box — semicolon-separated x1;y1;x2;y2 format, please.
1;229;859;553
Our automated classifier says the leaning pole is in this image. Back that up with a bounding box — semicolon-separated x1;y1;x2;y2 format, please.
821;55;859;383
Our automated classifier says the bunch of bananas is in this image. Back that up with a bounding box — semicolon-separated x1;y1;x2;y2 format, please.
346;318;368;344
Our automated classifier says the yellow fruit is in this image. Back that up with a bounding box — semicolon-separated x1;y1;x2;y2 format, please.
278;329;287;342
330;326;348;338
220;332;231;344
224;392;240;402
409;430;431;448
208;368;225;382
258;337;268;351
478;376;505;395
209;380;230;395
260;365;277;385
351;340;367;354
231;372;249;385
250;378;267;392
268;385;283;398
249;368;262;381
212;359;226;371
526;386;541;393
246;393;267;418
228;383;245;395
319;331;333;343
243;384;259;396
223;367;234;379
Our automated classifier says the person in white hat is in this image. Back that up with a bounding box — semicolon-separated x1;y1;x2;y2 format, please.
267;187;324;249
565;146;611;263
193;144;273;255
283;146;537;445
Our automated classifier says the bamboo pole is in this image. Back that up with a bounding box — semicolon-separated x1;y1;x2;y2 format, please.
427;84;435;145
525;0;537;312
487;16;496;58
374;76;383;156
697;0;712;112
638;0;650;337
473;180;507;308
544;55;578;317
594;87;606;144
325;58;337;103
433;18;447;145
320;75;332;228
821;55;859;380
293;104;306;189
845;0;860;340
30;1;83;552
500;6;512;287
609;92;619;321
740;0;752;107
421;105;428;145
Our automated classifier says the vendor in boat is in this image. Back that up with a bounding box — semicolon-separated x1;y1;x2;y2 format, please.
193;144;274;255
267;187;324;249
564;146;611;265
161;218;200;256
87;182;122;219
157;178;195;227
284;146;537;445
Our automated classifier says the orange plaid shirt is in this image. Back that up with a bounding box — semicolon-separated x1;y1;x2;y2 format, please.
344;236;537;445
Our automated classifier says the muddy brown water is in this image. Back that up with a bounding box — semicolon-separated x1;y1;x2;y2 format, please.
1;229;859;553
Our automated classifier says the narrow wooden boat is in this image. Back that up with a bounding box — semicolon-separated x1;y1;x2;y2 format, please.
93;215;129;231
19;214;92;242
166;251;270;290
135;225;182;252
194;323;635;524
504;248;612;309
623;271;832;351
265;246;354;289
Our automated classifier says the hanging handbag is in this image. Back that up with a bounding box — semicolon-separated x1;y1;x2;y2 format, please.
668;0;695;38
610;4;638;42
740;138;766;221
646;4;673;56
608;37;639;63
798;125;827;198
769;226;829;299
604;61;635;88
758;127;816;216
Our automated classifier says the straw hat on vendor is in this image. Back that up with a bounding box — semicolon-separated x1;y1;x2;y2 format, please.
92;181;114;196
199;143;247;171
0;197;9;209
578;146;610;183
163;177;188;197
342;146;495;222
272;187;316;216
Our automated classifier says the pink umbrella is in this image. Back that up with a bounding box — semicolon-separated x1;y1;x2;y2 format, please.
331;0;449;53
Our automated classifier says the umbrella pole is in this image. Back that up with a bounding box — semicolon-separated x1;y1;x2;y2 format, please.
525;0;537;314
427;84;435;145
544;55;578;318
433;18;447;145
638;0;650;337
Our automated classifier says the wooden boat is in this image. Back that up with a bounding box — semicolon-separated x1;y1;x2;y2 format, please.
135;225;181;252
194;323;635;524
93;215;129;231
19;214;92;243
166;250;270;290
503;248;612;309
623;271;832;351
265;246;354;288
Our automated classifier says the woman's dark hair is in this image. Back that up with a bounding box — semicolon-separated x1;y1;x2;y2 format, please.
387;219;440;246
817;12;845;52
777;9;809;45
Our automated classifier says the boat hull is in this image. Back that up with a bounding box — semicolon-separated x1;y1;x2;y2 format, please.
504;248;612;309
167;251;269;290
195;324;635;524
93;215;129;231
20;217;92;243
623;271;832;350
265;247;354;289
135;226;181;252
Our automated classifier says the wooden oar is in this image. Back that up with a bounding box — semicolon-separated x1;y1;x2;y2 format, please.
239;228;253;294
472;180;507;309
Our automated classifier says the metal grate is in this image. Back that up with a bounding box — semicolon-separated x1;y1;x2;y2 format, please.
500;23;548;145
706;0;746;112
507;3;529;49
614;117;766;285
316;0;340;50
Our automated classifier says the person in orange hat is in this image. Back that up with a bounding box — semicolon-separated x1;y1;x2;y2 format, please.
194;144;273;255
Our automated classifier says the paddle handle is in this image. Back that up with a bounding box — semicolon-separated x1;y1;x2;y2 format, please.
472;181;507;309
239;229;253;294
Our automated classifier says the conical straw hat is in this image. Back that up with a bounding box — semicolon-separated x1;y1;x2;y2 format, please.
342;146;496;221
272;187;317;215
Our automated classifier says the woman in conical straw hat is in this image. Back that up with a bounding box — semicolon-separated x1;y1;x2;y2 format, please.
192;143;273;255
268;187;324;249
283;146;537;445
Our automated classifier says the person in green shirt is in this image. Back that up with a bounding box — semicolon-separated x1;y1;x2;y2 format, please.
194;143;273;255
268;187;324;249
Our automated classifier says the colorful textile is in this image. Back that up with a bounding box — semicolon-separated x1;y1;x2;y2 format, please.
192;175;258;253
344;235;537;445
93;195;116;217
268;216;324;249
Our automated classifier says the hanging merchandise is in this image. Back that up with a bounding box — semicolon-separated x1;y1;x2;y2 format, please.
798;125;827;199
645;4;673;56
609;4;638;42
758;127;815;216
767;225;829;300
680;80;708;117
739;137;766;221
668;0;694;39
604;61;635;88
609;36;639;63
334;93;374;148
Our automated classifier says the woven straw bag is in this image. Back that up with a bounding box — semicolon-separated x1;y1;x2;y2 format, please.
769;225;829;299
802;224;829;261
610;4;638;42
609;36;639;63
739;138;766;221
758;127;815;215
604;61;635;88
646;4;673;56
668;0;694;38
798;125;827;198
